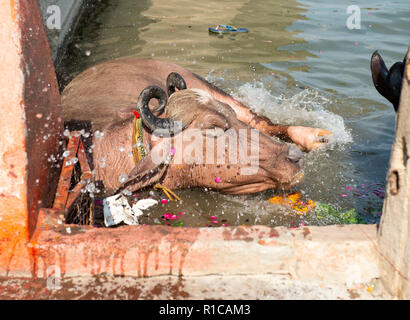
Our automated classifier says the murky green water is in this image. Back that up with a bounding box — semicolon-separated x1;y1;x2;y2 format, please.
59;0;410;227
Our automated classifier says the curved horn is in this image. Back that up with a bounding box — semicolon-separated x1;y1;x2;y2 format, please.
167;72;187;96
151;72;187;115
138;85;185;137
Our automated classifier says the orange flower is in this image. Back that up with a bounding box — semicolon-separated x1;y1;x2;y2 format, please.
268;192;316;215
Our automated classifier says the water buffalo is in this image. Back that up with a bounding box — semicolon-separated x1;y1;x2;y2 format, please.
62;59;330;195
371;51;405;112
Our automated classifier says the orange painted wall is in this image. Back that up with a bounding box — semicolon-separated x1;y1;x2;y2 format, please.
0;0;61;276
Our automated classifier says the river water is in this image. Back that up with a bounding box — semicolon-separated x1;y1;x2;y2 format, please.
59;0;410;227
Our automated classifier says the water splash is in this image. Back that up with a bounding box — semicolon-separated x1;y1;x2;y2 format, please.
232;81;353;146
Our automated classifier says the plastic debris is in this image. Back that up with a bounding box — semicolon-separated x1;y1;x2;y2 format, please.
103;194;139;227
133;198;158;210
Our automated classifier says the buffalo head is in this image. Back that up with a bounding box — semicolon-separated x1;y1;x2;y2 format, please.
110;83;304;196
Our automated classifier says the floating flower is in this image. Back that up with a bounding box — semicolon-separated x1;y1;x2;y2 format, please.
161;199;169;204
162;213;179;220
268;192;315;215
210;216;217;220
373;190;385;199
215;177;222;183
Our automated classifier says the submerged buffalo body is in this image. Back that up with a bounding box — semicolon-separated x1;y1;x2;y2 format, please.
62;59;329;195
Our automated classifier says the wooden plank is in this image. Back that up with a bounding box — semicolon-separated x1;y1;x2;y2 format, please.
53;134;80;210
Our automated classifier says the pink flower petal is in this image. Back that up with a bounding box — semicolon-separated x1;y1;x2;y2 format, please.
341;194;348;197
161;199;169;204
210;216;217;220
179;212;184;215
163;213;176;220
215;177;222;183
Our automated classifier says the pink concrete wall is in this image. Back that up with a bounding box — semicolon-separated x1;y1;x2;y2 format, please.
0;0;61;275
19;0;62;235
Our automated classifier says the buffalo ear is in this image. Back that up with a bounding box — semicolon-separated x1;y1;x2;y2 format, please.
115;142;172;194
386;61;404;112
371;51;392;102
371;51;405;112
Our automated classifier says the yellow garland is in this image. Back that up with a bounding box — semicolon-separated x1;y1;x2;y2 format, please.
131;113;181;202
132;116;145;164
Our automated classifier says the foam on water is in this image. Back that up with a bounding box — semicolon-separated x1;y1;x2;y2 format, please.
231;81;353;147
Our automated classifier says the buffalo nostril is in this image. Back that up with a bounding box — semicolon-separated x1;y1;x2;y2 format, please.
287;145;303;165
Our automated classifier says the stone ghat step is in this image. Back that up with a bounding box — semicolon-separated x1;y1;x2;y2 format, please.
18;223;380;285
0;273;392;300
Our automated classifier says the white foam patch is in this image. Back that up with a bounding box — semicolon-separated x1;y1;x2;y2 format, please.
231;82;353;146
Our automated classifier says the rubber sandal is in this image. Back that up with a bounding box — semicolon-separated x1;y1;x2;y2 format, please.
208;24;249;34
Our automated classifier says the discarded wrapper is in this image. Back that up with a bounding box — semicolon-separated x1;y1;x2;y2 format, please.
103;195;158;227
133;198;158;210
